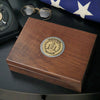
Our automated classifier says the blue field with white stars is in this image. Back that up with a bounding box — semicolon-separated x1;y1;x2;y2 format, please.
40;0;100;23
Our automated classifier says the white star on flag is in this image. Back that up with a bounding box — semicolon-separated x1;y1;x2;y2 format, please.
51;0;64;9
73;1;93;19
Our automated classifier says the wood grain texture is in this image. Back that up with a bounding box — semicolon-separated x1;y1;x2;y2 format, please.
7;18;97;92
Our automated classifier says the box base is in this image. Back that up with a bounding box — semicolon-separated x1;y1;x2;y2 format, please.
8;64;82;92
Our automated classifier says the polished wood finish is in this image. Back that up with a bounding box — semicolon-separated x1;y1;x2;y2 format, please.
7;18;97;92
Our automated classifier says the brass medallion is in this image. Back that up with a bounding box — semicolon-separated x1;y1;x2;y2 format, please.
0;12;2;21
40;37;65;57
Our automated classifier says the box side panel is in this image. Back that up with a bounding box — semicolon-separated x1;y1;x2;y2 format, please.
8;64;82;92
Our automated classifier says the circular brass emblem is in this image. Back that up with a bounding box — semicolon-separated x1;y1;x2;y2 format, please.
0;12;3;21
40;37;65;57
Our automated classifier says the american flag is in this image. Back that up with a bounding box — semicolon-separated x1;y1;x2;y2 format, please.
40;0;100;23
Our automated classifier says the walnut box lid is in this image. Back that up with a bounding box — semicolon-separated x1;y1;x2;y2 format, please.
7;18;97;92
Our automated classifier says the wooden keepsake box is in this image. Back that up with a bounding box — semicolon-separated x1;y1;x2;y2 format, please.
7;18;97;92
